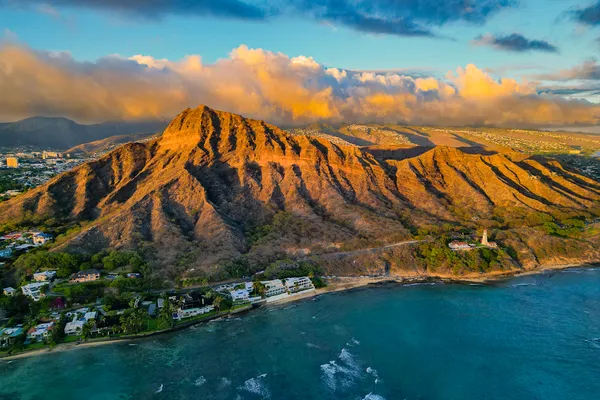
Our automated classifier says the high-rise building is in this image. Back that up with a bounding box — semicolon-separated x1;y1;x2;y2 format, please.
5;157;18;168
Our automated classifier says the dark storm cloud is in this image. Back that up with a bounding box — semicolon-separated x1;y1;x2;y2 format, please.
570;1;600;26
2;0;518;37
473;33;559;53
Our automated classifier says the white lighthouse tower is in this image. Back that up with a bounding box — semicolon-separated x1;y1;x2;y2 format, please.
481;230;489;246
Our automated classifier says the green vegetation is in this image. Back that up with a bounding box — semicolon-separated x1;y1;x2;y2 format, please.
414;239;505;275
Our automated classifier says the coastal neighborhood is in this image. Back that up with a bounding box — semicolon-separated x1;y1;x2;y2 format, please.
0;245;319;355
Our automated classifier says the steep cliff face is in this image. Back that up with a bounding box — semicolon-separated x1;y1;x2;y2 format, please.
1;106;600;277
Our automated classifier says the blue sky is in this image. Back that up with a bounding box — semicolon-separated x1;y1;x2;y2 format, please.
0;0;595;74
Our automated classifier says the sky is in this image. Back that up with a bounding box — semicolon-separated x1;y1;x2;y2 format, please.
2;0;600;129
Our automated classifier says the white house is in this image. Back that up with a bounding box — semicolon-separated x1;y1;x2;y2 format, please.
448;241;472;251
173;305;215;321
64;319;85;336
285;277;315;293
33;270;56;282
229;289;250;303
21;282;48;301
261;280;287;297
27;322;55;342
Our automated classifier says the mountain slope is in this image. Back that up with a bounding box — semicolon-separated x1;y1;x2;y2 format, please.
65;132;158;155
0;117;167;149
1;106;599;279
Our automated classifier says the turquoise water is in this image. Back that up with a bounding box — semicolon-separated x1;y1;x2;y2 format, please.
2;268;600;400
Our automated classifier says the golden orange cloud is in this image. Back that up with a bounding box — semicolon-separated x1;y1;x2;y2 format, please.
0;43;599;128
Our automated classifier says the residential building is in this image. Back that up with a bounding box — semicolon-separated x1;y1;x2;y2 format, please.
173;305;215;320
21;282;48;301
448;241;471;251
33;270;57;282
71;269;101;283
229;289;250;303
3;287;16;297
157;298;165;309
32;233;53;245
127;273;141;279
0;327;24;348
64;319;85;336
5;157;18;168
285;277;315;293
262;279;287;297
27;322;54;342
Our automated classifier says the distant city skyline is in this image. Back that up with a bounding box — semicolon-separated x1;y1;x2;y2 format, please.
1;0;600;128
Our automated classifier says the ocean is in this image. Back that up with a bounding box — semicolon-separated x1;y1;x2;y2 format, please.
2;268;600;400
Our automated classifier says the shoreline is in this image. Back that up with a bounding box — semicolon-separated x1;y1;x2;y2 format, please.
2;262;597;361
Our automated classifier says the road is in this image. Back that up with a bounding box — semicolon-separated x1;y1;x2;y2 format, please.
300;240;422;261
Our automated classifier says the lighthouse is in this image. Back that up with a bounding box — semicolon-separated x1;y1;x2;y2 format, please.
481;230;489;246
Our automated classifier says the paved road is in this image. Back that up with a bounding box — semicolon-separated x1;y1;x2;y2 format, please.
301;240;422;260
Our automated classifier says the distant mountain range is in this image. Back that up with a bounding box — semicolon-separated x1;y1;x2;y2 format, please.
0;117;168;149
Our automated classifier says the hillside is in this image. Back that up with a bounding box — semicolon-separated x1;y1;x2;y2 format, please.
0;117;167;149
65;132;159;155
1;106;599;281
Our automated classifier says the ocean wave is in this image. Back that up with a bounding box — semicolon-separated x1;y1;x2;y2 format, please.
366;367;379;381
320;348;363;391
586;338;600;349
219;377;232;389
404;282;437;287
238;374;270;398
346;338;360;346
362;393;385;400
194;376;206;387
155;384;163;394
510;283;538;288
307;343;322;349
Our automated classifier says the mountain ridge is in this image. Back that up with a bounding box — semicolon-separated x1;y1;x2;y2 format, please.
1;105;599;280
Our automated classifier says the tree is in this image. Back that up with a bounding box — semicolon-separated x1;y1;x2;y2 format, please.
213;296;223;312
120;308;147;335
81;321;94;340
49;314;66;345
252;280;266;297
156;298;174;330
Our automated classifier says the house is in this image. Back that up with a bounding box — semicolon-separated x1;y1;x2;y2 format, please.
64;311;97;335
127;273;141;279
0;248;13;259
261;280;287;297
448;241;472;251
27;322;54;342
64;319;85;336
173;305;215;320
0;327;24;348
285;277;315;293
32;233;53;245
157;298;165;309
71;269;101;283
21;282;49;301
3;287;16;297
229;289;250;303
33;270;57;282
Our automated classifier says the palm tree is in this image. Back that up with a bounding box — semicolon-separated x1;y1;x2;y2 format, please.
81;321;94;341
213;295;223;312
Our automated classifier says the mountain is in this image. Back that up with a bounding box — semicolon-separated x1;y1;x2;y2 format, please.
65;132;159;155
1;106;599;281
0;117;167;149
